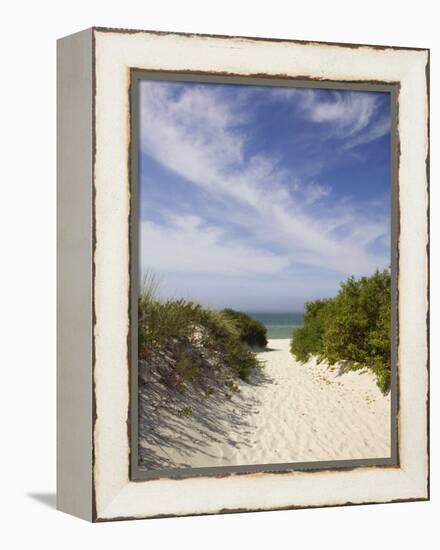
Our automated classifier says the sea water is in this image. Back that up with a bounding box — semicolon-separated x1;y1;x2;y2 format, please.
246;312;303;340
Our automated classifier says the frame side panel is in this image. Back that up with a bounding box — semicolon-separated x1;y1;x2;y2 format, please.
57;28;93;521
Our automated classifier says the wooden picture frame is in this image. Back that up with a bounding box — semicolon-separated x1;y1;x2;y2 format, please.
57;27;429;522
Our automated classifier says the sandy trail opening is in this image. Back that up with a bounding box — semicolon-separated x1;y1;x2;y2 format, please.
139;338;390;470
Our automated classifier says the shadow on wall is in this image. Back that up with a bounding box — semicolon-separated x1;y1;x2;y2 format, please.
26;493;57;509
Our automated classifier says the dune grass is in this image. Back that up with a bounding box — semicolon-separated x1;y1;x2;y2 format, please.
138;273;261;384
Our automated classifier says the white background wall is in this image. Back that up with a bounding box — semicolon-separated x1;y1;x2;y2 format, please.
0;1;437;548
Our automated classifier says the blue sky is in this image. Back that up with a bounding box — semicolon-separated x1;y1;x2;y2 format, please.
138;80;391;312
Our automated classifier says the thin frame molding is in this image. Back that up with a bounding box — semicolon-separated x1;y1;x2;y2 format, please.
129;70;400;482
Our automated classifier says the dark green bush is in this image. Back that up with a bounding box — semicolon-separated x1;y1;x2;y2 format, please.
290;299;333;362
290;270;391;393
221;309;268;347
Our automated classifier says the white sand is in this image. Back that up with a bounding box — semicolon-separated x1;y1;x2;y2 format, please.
139;338;391;469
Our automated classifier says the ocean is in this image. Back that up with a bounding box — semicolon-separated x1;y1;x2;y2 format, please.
246;311;304;340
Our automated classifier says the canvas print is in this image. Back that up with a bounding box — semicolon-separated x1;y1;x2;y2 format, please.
135;78;393;472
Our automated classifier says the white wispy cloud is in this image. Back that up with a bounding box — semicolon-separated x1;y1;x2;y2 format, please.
271;87;388;145
139;82;389;282
306;91;377;136
343;116;391;149
140;215;290;278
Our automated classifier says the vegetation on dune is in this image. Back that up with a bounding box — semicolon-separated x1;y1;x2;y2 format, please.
221;308;268;348
290;269;391;393
138;274;261;398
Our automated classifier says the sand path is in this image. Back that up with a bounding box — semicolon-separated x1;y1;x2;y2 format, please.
231;339;391;465
139;338;391;469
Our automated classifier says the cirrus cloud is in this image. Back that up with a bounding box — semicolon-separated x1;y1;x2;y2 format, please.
139;80;391;309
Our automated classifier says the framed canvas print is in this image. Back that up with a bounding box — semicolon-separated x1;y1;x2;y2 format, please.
57;27;429;521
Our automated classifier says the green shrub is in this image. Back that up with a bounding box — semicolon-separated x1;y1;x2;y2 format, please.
177;406;193;418
290;270;391;394
221;309;268;347
290;299;333;361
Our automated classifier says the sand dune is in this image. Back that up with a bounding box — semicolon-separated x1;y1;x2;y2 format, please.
139;338;391;470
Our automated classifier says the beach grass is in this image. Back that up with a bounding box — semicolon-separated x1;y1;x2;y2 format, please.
138;274;262;385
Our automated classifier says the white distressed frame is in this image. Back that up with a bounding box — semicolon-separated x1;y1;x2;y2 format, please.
58;27;429;522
